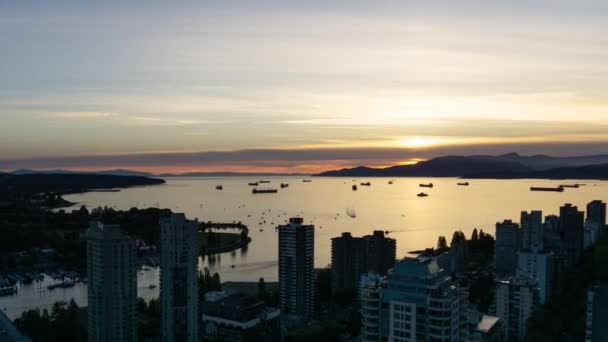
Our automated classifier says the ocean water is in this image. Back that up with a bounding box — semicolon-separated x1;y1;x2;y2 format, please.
2;176;606;319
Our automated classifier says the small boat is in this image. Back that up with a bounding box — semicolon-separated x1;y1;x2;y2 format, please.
248;182;259;186
417;192;429;197
259;180;271;184
280;183;289;188
252;188;278;194
149;285;157;289
302;179;312;183
352;185;358;191
216;185;223;190
457;182;469;186
560;184;579;188
388;181;394;184
346;207;357;219
530;186;564;192
360;182;371;186
419;183;433;188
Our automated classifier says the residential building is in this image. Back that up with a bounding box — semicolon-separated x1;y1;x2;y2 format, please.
559;204;585;268
331;231;396;293
86;222;137;342
0;309;31;342
365;230;397;275
379;256;463;341
495;276;539;341
495;220;521;276
586;200;606;232
360;272;382;342
202;292;281;342
160;213;200;342
516;248;554;304
521;211;543;250
586;284;608;342
278;217;315;320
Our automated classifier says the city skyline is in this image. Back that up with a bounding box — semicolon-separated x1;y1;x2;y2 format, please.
2;1;608;173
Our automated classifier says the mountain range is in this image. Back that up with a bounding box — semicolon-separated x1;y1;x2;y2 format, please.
316;153;608;180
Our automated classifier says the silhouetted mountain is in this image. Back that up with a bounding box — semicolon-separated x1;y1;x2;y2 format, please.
466;163;608;180
9;169;154;177
316;156;532;177
159;172;308;177
471;153;608;170
0;173;165;194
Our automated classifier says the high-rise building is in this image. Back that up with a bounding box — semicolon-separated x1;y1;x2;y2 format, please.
86;222;137;342
359;272;382;342
332;232;366;293
516;248;554;304
331;231;396;293
521;211;543;250
160;214;200;342
365;230;397;275
559;204;585;268
278;217;315;319
586;200;607;229
495;276;539;341
378;256;463;341
495;220;521;276
586;284;608;342
543;215;561;252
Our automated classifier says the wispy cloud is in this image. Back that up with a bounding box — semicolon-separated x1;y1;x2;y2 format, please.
48;112;119;119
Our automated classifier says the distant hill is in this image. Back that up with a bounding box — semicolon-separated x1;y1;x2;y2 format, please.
316;156;532;177
471;153;608;170
466;163;608;180
9;169;155;178
159;172;309;177
0;173;165;194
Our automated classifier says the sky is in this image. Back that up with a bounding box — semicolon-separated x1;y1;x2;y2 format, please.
2;0;608;173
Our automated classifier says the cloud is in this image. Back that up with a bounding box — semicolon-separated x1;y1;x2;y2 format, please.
48;112;118;119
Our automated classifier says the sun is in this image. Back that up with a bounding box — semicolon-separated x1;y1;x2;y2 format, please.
398;137;446;148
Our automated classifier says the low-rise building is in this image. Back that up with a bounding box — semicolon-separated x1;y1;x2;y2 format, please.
202;292;281;342
495;276;539;341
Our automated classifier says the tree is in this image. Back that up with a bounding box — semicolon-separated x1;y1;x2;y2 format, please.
471;228;479;241
437;236;448;252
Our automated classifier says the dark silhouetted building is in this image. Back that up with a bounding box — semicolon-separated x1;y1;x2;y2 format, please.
559;204;585;268
86;222;137;342
495;220;520;276
278;217;314;320
160;214;200;342
331;230;396;293
587;200;606;236
521;211;543;250
202;292;281;342
586;284;608;342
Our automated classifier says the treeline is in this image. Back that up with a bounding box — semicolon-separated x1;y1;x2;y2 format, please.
14;299;87;342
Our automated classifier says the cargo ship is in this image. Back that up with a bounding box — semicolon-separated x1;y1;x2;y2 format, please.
252;188;278;194
457;182;469;186
248;182;259;186
360;182;371;186
280;183;289;188
259;180;271;184
417;192;429;197
216;185;223;190
560;184;580;188
530;186;564;192
420;183;433;188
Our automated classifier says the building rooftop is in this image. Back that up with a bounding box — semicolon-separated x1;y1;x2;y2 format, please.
477;315;501;333
203;293;279;323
